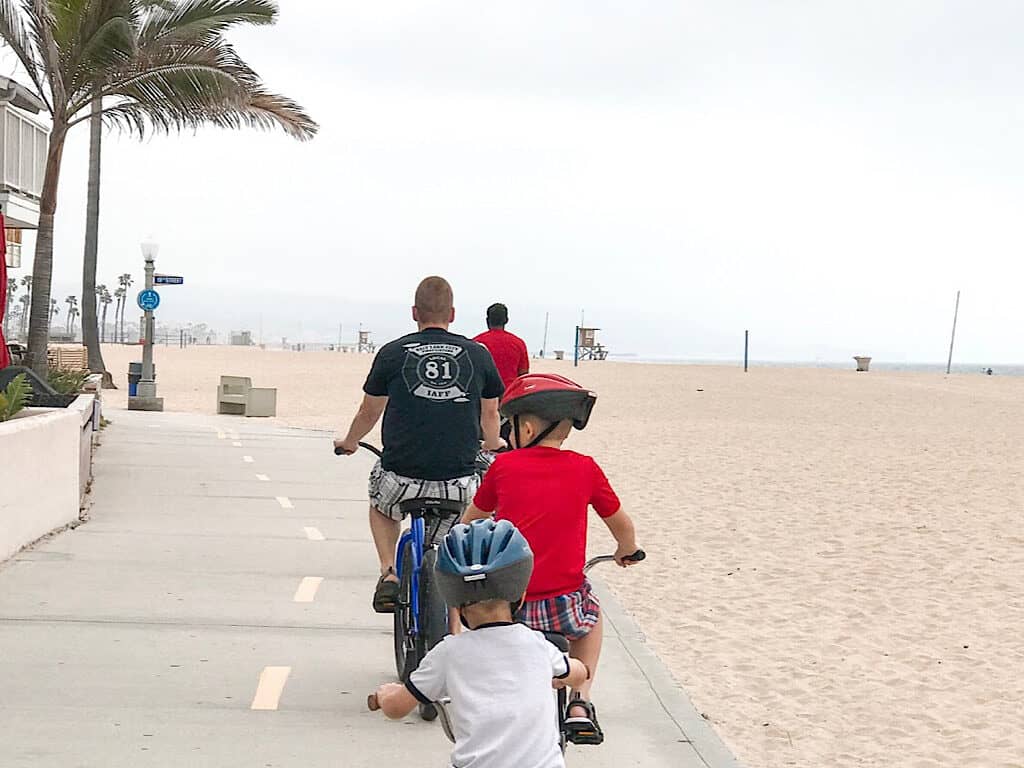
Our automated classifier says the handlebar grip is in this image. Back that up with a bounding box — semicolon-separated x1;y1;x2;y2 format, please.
367;693;380;711
333;442;384;458
623;549;646;563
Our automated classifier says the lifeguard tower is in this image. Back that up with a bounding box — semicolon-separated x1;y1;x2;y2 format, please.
357;328;375;354
574;326;609;363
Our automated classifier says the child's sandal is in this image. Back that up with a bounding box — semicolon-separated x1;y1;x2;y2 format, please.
565;695;604;745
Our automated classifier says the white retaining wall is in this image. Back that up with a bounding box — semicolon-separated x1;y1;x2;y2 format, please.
0;395;96;563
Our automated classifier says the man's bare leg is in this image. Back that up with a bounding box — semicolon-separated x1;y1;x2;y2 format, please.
369;505;400;580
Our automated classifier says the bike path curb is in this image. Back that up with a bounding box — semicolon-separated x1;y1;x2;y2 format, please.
595;575;745;768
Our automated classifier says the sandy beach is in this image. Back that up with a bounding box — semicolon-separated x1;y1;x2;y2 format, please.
100;344;1024;768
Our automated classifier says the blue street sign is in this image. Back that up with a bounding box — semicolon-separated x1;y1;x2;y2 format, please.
137;289;161;311
154;275;184;285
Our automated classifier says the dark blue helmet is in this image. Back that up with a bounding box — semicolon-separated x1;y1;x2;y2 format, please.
436;519;534;607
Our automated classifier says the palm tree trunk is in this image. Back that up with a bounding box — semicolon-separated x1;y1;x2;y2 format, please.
26;120;68;376
81;97;108;376
100;303;107;342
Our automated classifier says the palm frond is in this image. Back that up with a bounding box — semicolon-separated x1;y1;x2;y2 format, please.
0;0;47;106
86;34;316;139
139;0;276;46
66;14;137;101
24;0;67;110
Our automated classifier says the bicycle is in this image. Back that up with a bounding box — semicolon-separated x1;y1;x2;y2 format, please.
368;548;646;749
335;441;462;721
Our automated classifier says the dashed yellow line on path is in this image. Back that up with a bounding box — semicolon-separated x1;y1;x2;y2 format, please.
275;496;294;510
251;666;291;711
303;526;325;541
233;441;243;447
243;456;254;463
256;474;270;482
293;577;324;603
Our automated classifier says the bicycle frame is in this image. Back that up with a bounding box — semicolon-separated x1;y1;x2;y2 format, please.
395;513;426;637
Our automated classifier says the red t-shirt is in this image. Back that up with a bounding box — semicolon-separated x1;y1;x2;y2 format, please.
473;329;529;390
473;447;621;600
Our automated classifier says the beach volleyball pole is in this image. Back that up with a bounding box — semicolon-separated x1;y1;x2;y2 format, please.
744;330;749;372
946;290;961;375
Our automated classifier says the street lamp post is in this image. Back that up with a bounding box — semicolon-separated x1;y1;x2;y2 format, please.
129;239;164;411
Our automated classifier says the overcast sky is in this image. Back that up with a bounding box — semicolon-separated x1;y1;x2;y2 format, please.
8;1;1024;362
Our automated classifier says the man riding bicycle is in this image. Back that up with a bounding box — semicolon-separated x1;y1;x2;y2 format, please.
334;276;505;613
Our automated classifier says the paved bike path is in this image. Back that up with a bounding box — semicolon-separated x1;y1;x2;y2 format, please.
0;409;740;768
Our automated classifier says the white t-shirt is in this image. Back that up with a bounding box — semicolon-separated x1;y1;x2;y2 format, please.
407;622;571;768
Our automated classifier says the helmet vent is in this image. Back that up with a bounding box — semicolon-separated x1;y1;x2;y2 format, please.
463;573;486;582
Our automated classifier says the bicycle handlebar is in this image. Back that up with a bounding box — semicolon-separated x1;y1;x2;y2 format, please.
334;441;383;458
583;549;645;573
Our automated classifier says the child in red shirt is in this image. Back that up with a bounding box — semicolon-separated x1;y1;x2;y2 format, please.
462;373;641;745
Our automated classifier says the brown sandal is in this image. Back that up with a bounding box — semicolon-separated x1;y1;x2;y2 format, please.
372;569;399;613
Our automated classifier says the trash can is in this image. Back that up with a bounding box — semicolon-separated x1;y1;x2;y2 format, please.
128;362;155;396
853;356;872;372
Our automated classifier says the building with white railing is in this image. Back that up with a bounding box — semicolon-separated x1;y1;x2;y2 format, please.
0;76;48;269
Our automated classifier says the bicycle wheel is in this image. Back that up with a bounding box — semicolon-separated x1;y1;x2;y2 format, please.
393;540;416;680
556;688;568;753
418;548;448;655
416;548;448;721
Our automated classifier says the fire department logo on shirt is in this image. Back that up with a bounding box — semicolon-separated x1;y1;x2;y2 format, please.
401;342;475;402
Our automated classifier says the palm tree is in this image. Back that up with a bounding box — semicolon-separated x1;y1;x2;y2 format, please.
49;298;59;327
113;286;126;343
0;1;318;375
19;274;31;313
81;3;316;384
18;293;30;337
99;286;112;343
4;277;16;335
69;304;80;337
64;295;78;333
117;273;133;343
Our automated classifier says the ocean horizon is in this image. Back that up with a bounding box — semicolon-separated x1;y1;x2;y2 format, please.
604;355;1024;376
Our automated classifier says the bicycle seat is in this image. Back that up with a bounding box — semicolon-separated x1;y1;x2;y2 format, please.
398;497;464;518
542;631;570;653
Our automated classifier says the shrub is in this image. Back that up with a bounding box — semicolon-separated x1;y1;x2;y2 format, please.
47;367;89;395
0;374;31;422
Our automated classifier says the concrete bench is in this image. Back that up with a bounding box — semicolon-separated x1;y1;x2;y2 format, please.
216;376;277;417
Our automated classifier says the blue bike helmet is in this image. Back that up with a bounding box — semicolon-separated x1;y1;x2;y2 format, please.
436;519;534;607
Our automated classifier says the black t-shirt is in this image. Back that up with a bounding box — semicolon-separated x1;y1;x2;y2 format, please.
364;328;505;480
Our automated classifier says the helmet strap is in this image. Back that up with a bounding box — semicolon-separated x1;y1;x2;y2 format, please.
526;420;559;449
513;414;560;449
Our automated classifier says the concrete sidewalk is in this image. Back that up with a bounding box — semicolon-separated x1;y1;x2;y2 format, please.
0;410;739;768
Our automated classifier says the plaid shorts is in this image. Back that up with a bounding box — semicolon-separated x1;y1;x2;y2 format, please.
369;460;478;525
518;579;601;641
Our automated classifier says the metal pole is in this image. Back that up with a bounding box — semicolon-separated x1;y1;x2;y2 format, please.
946;290;961;375
541;312;549;357
138;256;156;396
744;330;749;373
574;326;580;368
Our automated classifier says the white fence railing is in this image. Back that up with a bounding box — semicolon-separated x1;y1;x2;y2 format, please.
0;107;47;199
